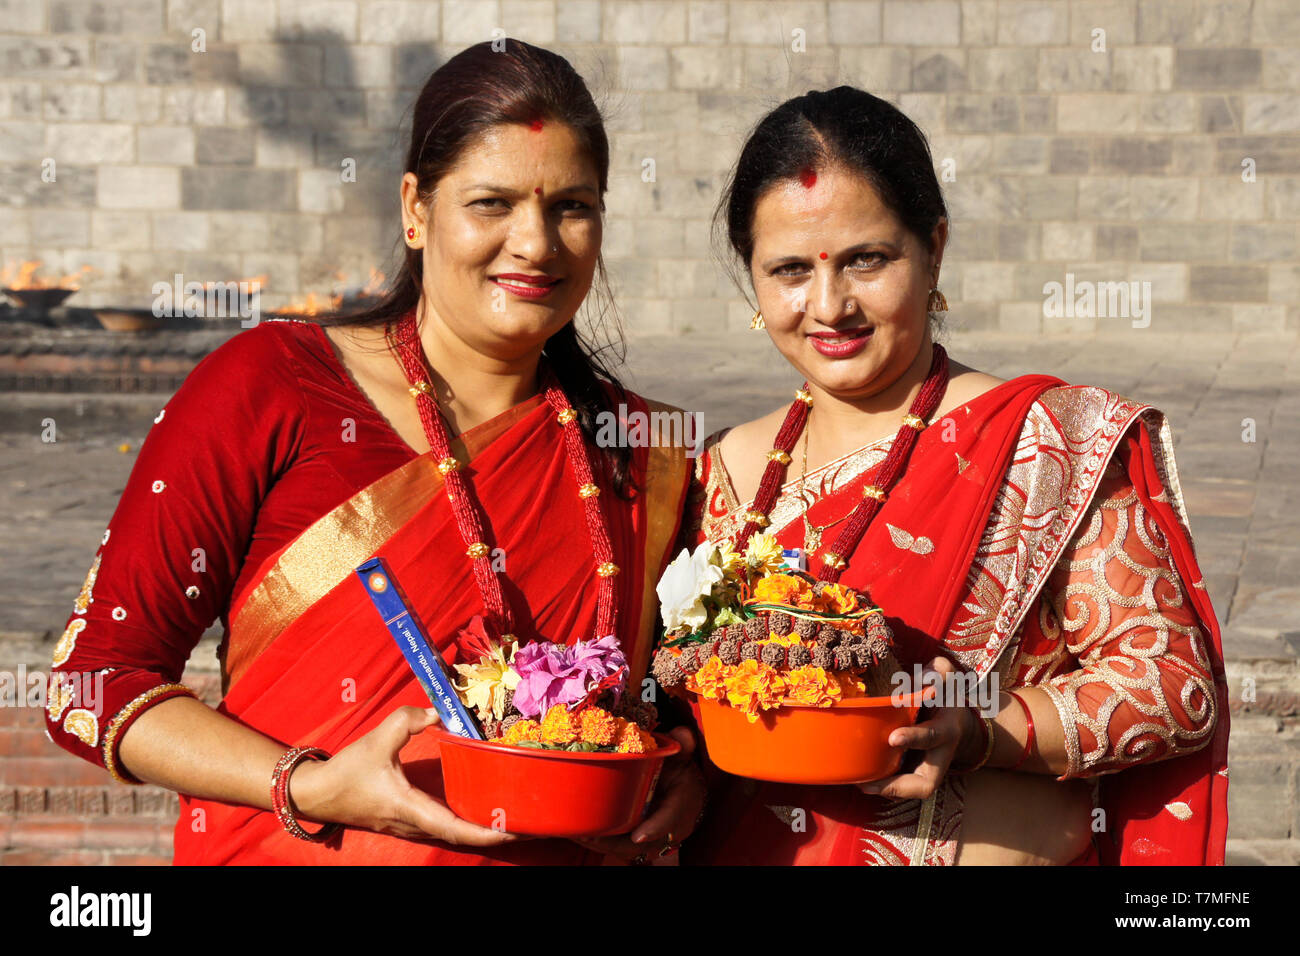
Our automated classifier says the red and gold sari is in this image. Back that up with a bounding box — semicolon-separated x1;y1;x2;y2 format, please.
46;318;690;865
684;375;1229;865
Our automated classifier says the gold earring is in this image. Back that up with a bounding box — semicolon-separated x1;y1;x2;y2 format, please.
927;288;948;313
749;310;765;330
405;225;421;243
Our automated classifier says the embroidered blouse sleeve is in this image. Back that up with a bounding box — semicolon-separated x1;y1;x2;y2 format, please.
45;324;305;783
1036;460;1219;780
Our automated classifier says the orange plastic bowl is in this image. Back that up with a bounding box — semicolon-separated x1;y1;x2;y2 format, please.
691;689;932;785
428;726;681;837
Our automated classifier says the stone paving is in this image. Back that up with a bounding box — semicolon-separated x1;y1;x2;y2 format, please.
1;326;1298;861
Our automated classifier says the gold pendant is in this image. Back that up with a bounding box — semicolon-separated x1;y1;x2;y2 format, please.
803;516;822;553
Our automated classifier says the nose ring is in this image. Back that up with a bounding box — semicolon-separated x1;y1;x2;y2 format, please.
845;300;856;314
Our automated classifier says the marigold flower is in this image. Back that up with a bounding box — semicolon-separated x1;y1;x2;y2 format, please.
783;666;844;707
500;719;542;746
579;706;618;746
540;704;580;744
722;658;788;722
818;584;860;615
686;654;729;701
614;719;649;753
752;574;811;608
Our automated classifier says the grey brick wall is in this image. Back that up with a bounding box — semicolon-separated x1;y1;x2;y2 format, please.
1;0;1297;335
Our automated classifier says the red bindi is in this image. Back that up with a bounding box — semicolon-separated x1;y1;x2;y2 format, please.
799;167;817;188
819;252;828;260
534;187;542;195
529;118;544;131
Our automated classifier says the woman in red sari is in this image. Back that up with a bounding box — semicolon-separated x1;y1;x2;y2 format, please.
681;87;1228;865
45;40;704;865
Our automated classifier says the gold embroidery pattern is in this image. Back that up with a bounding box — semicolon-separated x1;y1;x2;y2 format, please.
1027;473;1217;779
102;683;197;784
73;553;101;615
947;387;1153;676
52;618;86;667
47;675;75;723
698;437;893;545
63;708;99;747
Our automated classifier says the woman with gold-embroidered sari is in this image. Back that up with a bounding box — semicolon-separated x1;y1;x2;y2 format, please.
45;41;705;865
681;87;1228;866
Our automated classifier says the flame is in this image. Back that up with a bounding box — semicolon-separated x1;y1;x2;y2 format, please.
360;267;386;296
280;291;340;316
1;260;95;290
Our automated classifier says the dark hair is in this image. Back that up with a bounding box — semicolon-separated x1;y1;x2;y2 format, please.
323;40;633;496
716;86;948;308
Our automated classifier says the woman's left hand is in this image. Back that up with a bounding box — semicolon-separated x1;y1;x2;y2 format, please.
857;656;977;800
572;726;707;863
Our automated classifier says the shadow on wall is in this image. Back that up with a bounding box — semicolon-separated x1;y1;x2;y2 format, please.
223;31;447;288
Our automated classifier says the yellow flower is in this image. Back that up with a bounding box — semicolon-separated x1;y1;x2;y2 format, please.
716;540;745;573
744;532;785;575
453;639;520;723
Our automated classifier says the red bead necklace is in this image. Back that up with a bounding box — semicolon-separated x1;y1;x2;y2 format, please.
385;312;621;642
735;343;950;581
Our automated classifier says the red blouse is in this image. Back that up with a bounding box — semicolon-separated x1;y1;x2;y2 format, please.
46;319;420;781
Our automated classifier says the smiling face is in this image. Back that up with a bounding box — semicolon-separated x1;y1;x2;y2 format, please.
748;163;946;401
402;120;602;362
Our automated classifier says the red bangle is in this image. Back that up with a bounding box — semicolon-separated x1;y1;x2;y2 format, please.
271;746;341;843
1006;690;1035;771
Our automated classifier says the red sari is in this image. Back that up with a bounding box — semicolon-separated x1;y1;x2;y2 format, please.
685;374;1229;865
46;317;690;865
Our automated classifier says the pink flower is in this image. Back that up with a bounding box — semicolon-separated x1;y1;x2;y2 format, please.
511;636;627;718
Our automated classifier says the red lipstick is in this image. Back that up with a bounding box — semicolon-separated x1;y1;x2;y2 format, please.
808;327;873;358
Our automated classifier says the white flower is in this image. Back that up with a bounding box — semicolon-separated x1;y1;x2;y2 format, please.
657;543;726;633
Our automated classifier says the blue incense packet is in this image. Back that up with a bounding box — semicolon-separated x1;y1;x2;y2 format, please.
355;557;483;740
780;548;807;572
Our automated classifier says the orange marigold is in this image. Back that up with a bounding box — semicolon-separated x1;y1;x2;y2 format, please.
783;665;844;707
500;719;542;746
752;574;811;608
540;704;580;744
614;718;649;754
578;706;618;746
686;654;728;701
818;583;859;615
722;658;788;722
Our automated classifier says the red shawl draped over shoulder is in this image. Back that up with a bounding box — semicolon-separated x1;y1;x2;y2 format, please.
687;374;1229;865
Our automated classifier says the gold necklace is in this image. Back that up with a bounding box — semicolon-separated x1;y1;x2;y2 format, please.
799;411;853;555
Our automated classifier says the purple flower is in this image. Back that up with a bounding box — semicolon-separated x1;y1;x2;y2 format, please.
510;636;627;718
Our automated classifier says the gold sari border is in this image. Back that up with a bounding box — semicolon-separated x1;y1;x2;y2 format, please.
630;399;692;686
226;396;544;694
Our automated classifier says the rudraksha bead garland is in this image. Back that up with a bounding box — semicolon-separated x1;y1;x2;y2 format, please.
387;313;620;641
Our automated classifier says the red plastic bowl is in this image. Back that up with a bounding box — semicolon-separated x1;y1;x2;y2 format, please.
428;726;681;837
691;689;933;785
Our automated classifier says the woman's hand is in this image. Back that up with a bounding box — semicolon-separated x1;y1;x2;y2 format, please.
857;656;977;801
289;706;521;847
572;726;708;863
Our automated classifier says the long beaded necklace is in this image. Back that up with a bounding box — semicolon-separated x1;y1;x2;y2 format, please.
736;343;950;581
385;311;621;642
798;419;854;553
